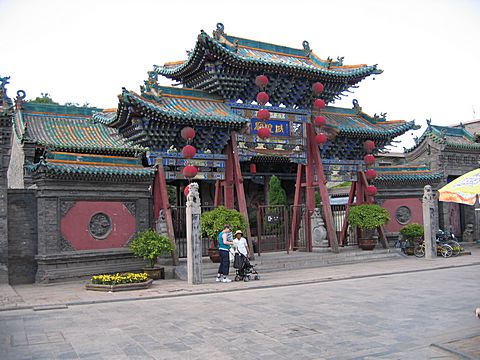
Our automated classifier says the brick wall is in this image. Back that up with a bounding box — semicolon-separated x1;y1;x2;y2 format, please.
7;189;37;284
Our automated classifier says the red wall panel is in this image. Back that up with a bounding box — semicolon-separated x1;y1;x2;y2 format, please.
60;201;136;250
382;198;423;233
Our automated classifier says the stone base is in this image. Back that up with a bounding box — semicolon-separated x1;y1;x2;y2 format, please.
85;278;153;292
35;248;146;284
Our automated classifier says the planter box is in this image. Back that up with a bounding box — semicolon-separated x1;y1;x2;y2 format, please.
85;278;153;292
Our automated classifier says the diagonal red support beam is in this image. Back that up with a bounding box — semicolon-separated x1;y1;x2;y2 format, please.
224;142;235;209
214;180;223;207
307;123;339;253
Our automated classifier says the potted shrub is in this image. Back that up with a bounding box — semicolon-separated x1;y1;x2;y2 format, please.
128;229;174;279
347;204;391;250
201;206;248;263
399;223;424;255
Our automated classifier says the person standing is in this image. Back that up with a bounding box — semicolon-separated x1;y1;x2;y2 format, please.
216;224;233;282
233;230;250;257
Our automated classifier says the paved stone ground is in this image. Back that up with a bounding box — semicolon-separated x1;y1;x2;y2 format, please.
1;261;479;359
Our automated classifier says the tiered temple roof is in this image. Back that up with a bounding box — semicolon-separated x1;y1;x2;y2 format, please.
14;102;155;180
154;23;382;107
406;121;480;153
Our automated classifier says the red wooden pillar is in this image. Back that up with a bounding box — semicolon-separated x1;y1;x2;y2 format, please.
214;180;223;207
305;126;315;252
289;164;303;252
230;134;253;253
224;142;235;209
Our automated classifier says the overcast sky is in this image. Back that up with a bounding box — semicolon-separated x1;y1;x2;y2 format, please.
1;0;479;149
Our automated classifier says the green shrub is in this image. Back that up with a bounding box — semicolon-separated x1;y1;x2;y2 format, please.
129;229;174;268
201;206;247;241
400;223;424;246
268;175;287;206
347;204;390;230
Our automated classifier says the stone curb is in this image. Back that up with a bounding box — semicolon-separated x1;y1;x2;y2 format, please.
1;261;479;313
431;342;476;360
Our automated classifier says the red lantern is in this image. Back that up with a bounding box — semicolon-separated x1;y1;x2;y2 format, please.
313;98;326;110
314;116;327;127
366;185;377;196
312;82;324;95
365;169;377;180
364;140;375;153
315;133;327;144
183;187;190;197
182;165;198;178
255;75;269;89
256;91;269;105
182;145;196;159
364;154;375;165
257;127;271;139
180;127;195;141
250;163;257;174
257;109;270;120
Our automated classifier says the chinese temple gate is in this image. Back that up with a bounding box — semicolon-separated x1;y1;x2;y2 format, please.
0;23;419;283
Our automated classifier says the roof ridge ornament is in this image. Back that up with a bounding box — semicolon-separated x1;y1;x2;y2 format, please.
302;40;312;57
213;22;225;40
140;71;162;103
352;99;362;113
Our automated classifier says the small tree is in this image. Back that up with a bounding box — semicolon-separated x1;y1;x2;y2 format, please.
129;229;174;268
268;175;287;206
201;206;247;241
348;204;390;230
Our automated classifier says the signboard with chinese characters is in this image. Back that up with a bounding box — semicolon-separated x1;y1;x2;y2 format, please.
230;104;309;164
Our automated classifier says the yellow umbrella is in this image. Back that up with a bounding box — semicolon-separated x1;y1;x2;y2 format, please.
438;168;480;205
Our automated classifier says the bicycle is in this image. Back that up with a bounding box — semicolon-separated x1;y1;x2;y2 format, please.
414;240;453;258
393;236;407;254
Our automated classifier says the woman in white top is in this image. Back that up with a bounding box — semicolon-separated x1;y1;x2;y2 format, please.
233;230;249;257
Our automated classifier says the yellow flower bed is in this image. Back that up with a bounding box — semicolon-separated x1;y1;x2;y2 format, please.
91;272;149;285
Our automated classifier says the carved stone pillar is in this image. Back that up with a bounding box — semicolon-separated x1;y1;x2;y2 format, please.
422;185;437;259
186;183;203;285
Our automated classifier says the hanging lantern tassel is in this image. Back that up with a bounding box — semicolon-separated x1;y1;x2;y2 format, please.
366;185;377;196
250;163;257;174
258;127;271;139
182;165;198;179
184;186;190;197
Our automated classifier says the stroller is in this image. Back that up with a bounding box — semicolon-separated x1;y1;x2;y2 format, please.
233;252;260;282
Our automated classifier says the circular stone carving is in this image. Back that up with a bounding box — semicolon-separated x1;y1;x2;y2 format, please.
395;206;411;225
89;212;112;239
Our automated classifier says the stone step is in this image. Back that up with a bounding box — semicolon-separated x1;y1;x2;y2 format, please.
195;248;404;278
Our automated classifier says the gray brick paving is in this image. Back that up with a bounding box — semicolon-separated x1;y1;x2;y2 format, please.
1;254;480;359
